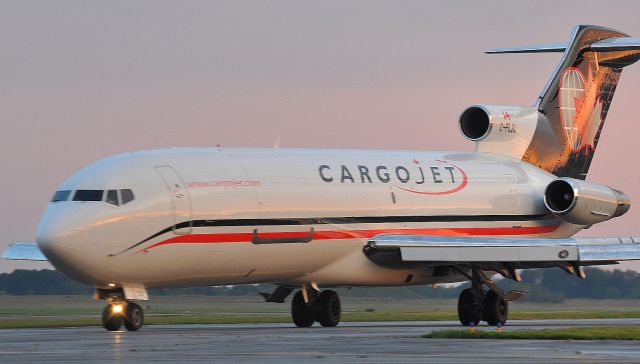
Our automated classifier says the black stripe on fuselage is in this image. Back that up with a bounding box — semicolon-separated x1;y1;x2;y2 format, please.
115;213;556;255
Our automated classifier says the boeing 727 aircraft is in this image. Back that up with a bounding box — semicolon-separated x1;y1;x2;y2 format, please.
6;25;640;332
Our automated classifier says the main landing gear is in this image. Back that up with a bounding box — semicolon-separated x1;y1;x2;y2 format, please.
101;301;144;331
456;268;514;327
291;289;342;328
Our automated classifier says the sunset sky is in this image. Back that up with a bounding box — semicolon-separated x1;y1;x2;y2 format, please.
2;0;640;272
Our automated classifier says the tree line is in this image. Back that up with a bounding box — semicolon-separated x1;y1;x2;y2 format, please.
1;267;640;302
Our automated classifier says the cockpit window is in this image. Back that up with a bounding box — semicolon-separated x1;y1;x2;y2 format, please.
73;190;104;202
51;189;133;205
121;189;135;204
106;190;119;206
51;190;71;202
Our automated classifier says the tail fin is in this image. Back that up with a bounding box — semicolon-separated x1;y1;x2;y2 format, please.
489;25;640;179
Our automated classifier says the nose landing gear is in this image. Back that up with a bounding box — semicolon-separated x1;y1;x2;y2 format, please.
101;304;123;331
101;301;144;331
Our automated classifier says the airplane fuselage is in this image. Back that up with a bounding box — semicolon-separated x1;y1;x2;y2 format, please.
37;147;580;290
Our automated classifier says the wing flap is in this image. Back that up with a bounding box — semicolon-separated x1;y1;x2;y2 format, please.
399;245;578;263
366;235;640;266
578;244;640;262
2;242;47;261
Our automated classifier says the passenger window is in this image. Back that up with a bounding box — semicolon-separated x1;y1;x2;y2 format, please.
51;190;71;202
106;190;119;206
121;189;135;204
73;190;104;202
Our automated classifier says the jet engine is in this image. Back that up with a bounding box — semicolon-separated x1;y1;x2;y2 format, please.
544;178;630;225
459;105;526;141
458;105;539;158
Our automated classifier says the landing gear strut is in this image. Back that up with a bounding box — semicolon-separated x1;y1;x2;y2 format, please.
456;268;509;327
101;301;145;331
291;289;342;327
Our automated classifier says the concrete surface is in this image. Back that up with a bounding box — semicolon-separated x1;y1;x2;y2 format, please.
2;319;640;363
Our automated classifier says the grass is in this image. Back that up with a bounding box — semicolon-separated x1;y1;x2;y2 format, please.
2;295;640;329
424;326;640;340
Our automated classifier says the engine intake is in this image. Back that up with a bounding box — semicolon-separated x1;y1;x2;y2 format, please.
544;178;630;225
459;106;491;141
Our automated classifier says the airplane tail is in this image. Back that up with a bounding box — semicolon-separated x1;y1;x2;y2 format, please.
488;25;640;180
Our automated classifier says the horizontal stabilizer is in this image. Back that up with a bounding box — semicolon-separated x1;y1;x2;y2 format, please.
589;37;640;51
485;43;566;54
486;37;640;54
2;242;47;261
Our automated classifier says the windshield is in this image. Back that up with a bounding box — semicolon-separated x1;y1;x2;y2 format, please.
52;189;135;204
51;190;71;202
73;190;104;202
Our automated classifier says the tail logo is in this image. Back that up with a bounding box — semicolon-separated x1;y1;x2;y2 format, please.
558;65;602;151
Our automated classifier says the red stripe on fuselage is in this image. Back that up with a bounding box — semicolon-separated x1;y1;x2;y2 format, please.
138;224;561;253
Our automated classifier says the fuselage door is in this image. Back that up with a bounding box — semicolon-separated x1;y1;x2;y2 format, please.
155;165;193;235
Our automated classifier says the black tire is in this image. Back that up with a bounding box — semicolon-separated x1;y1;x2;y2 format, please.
291;291;315;327
124;302;144;331
457;288;482;326
102;305;122;331
482;290;508;326
316;290;341;327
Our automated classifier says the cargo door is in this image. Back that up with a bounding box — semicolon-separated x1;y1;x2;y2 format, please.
155;165;193;235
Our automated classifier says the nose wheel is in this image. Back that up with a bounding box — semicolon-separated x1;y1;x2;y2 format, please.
101;302;144;331
101;305;122;331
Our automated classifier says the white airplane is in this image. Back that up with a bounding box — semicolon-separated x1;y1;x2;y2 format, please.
5;25;640;332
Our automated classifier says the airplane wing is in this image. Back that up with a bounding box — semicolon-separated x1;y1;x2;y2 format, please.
364;235;640;270
2;242;48;261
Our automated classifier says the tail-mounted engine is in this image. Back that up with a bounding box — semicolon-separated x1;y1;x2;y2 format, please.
459;105;540;159
544;178;630;226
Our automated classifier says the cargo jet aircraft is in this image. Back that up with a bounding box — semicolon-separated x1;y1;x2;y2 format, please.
5;25;640;331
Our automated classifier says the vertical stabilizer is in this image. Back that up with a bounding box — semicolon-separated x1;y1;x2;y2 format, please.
525;25;640;179
489;25;640;179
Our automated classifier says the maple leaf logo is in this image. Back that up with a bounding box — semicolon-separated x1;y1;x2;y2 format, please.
572;63;603;149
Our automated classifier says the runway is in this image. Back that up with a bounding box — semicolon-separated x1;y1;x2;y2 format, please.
2;319;640;363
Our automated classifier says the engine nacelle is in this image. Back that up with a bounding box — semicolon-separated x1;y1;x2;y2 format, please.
458;105;540;158
459;105;529;141
544;178;631;226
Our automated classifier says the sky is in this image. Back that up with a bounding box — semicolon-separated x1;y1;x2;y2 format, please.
2;0;640;272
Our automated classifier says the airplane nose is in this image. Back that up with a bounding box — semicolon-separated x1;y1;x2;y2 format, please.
36;219;73;260
35;207;99;286
36;216;81;269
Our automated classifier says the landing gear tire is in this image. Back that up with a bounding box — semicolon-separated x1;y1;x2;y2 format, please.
123;302;144;331
457;288;482;326
316;290;341;327
291;291;315;327
482;290;508;326
102;304;122;331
